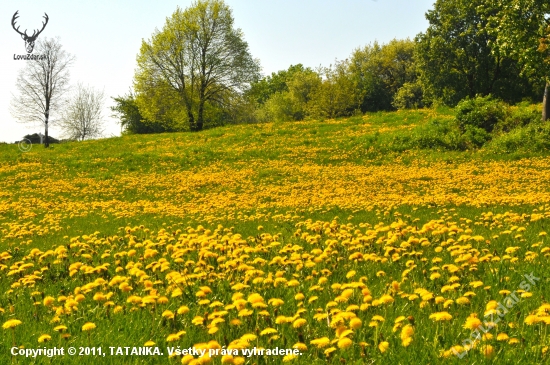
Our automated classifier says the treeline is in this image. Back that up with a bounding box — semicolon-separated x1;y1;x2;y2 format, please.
112;0;550;133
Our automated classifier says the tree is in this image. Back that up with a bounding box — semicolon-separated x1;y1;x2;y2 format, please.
134;0;260;131
348;39;417;112
111;92;171;134
256;67;321;122
415;0;538;106
59;83;105;141
490;0;550;120
309;61;356;119
10;38;74;147
247;64;307;105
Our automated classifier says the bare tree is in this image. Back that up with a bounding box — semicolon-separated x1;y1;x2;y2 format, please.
10;38;74;147
60;83;105;141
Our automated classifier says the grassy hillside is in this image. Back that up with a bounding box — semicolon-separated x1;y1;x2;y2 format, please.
1;109;550;364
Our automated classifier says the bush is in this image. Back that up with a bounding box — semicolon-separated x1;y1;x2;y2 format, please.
392;82;424;110
493;102;541;134
455;95;507;133
461;125;492;148
487;122;550;153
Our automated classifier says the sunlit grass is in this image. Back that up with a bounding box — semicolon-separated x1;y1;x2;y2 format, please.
1;109;549;364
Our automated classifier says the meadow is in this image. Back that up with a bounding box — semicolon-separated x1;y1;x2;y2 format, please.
1;109;550;364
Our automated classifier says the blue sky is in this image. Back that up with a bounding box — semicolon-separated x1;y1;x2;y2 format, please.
0;0;435;143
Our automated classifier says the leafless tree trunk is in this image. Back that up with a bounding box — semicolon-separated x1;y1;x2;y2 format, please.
10;38;74;147
60;83;105;141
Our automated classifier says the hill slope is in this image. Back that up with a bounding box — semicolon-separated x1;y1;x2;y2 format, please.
1;110;549;364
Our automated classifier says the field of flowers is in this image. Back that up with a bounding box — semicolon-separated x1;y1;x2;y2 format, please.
1;109;550;364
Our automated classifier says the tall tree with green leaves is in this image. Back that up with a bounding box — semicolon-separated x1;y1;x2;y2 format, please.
490;0;550;120
246;64;307;105
111;92;171;134
309;61;356;119
348;39;417;112
134;0;260;131
416;0;537;106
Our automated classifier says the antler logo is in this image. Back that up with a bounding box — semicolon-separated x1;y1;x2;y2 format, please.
12;11;49;54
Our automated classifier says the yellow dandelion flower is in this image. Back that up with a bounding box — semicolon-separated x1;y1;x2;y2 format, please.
181;354;195;364
350;317;362;329
283;354;298;362
380;295;394;304
496;333;509;341
248;293;264;304
337;337;353;349
400;324;414;340
293;342;307;351
44;296;55;306
260;328;277;336
233;356;246;365
480;344;494;358
166;333;181;342
429;312;452;321
82;322;96;332
177;305;190;315
293;318;307;328
162;310;175;319
372;315;385;322
525;315;540;325
463;316;482;331
378;341;389;353
38;334;51;343
311;337;330;349
3;319;22;329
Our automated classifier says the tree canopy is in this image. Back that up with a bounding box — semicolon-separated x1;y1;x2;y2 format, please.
415;0;539;107
134;0;260;131
490;0;550;119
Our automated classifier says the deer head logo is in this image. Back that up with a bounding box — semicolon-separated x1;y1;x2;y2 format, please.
12;11;49;54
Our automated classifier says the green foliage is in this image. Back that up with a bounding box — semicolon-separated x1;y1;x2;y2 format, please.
493;102;542;134
415;0;540;106
110;93;172;134
349;39;417;112
384;118;490;151
392;82;424;110
488;122;550;153
247;64;307;105
491;0;550;81
455;95;507;133
258;91;300;123
490;0;550;119
308;61;357;119
255;67;321;122
134;0;260;132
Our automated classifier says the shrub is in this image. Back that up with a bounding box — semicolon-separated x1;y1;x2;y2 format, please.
392;82;424;110
487;122;550;153
493;102;541;134
461;125;492;148
455;95;507;133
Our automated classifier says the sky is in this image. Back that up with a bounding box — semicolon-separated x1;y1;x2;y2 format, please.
0;0;435;143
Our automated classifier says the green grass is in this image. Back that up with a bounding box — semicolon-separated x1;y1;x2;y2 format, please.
1;108;550;364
